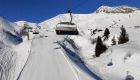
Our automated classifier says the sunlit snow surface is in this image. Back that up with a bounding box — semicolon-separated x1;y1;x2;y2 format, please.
0;10;140;80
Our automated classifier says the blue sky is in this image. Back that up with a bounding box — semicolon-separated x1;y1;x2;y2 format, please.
0;0;140;23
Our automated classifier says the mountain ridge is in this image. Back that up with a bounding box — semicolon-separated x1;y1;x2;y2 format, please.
95;5;140;13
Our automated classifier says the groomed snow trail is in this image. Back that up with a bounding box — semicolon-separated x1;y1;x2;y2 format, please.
17;29;95;80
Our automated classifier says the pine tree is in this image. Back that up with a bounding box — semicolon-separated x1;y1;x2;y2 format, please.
95;36;108;57
95;36;102;57
111;36;116;45
103;28;110;41
118;25;129;44
104;28;110;36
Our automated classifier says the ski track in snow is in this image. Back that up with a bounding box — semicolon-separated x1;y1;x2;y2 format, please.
16;29;97;80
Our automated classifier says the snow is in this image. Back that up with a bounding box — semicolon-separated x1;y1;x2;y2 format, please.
95;5;139;13
17;29;97;80
0;5;140;80
69;12;140;79
0;41;31;80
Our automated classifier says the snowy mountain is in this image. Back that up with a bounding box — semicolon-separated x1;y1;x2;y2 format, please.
37;6;140;80
0;16;27;80
0;5;140;80
0;17;22;47
15;21;41;29
95;5;140;13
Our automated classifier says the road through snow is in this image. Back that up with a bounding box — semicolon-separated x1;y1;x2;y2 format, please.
17;30;96;80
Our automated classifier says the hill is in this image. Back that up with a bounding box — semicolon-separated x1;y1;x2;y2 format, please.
0;5;140;80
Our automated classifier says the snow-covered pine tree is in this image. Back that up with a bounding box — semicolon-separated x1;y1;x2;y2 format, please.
118;25;129;44
103;28;110;41
95;36;108;57
111;36;116;45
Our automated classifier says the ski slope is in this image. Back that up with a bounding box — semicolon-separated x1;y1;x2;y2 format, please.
38;10;140;80
17;29;98;80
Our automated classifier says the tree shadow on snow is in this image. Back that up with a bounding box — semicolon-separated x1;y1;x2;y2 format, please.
57;41;102;80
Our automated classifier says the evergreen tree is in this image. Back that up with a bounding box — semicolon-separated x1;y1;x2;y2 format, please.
102;44;108;53
103;28;110;41
111;36;116;45
118;25;129;44
95;36;108;57
95;36;102;57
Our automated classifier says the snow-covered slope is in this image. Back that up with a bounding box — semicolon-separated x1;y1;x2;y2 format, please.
37;6;140;80
0;17;20;33
17;29;99;80
0;16;27;80
1;5;140;80
0;17;22;47
39;9;140;35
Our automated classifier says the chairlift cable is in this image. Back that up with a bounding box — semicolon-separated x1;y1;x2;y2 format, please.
66;0;88;23
55;0;89;35
70;0;89;11
19;0;24;20
57;0;88;23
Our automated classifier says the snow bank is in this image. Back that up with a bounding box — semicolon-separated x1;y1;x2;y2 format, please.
0;41;31;80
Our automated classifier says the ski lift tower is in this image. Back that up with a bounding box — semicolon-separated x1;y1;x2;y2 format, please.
24;23;30;40
24;23;32;40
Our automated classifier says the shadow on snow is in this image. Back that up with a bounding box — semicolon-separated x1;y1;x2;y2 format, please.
57;41;102;80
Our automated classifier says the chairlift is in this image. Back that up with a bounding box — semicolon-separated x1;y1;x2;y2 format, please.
125;75;134;80
20;29;28;36
33;30;39;34
56;22;79;35
30;30;33;32
29;29;33;32
55;10;79;35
